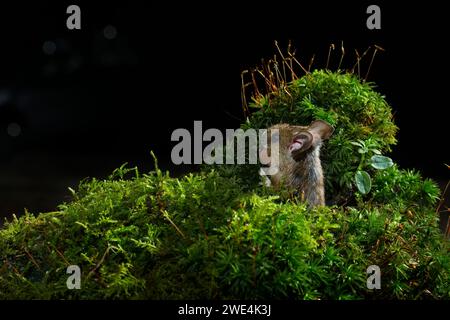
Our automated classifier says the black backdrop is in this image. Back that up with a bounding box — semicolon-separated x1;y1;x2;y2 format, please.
0;1;448;222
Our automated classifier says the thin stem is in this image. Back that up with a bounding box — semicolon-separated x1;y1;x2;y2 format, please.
326;43;335;70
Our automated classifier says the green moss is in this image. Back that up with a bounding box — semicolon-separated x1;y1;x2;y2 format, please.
0;71;448;300
226;70;398;201
0;166;448;299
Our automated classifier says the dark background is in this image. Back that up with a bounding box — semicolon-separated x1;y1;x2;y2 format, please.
0;2;448;226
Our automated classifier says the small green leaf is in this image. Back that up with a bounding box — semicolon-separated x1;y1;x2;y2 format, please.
370;155;394;170
358;147;368;154
355;170;372;194
350;141;363;147
371;149;381;155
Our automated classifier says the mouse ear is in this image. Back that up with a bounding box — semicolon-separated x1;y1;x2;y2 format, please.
290;131;313;161
308;120;334;140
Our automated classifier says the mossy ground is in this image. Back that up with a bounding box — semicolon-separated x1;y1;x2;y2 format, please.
0;70;448;299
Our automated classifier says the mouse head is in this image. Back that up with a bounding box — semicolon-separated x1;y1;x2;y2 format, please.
288;120;334;161
259;120;334;183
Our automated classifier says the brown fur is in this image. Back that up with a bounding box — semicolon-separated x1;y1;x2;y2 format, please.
262;120;334;207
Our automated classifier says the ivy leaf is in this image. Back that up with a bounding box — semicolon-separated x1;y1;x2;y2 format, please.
371;155;393;170
355;170;372;194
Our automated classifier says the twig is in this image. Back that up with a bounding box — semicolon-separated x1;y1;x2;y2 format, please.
365;45;385;82
352;49;361;77
23;247;40;270
436;179;450;214
255;68;273;92
251;69;262;97
241;70;249;117
337;41;345;70
273;55;284;89
326;43;335;70
288;52;309;74
163;210;186;239
87;246;110;278
351;46;371;76
308;54;315;72
281;41;290;81
47;244;70;266
4;260;24;277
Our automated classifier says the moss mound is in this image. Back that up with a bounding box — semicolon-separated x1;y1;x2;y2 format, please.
0;71;448;299
226;70;398;202
0;166;448;299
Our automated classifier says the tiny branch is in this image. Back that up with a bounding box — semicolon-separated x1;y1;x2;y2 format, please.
326;43;335;70
87;246;111;278
23;247;41;270
163;210;186;239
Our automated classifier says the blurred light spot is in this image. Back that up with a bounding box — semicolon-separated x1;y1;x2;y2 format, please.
7;123;21;137
103;25;117;40
43;41;57;55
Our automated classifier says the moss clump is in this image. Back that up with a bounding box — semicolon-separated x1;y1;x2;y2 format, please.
0;166;448;299
228;70;398;203
0;70;448;299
